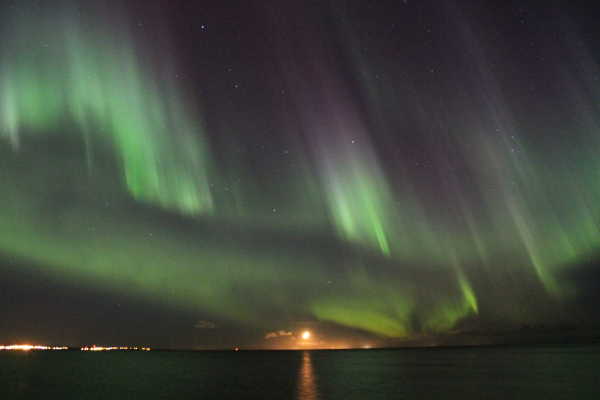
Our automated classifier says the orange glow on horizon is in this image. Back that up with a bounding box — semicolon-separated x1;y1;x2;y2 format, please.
301;331;311;340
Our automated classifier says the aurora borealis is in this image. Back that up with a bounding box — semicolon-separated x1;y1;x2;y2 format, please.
2;0;600;348
0;1;212;215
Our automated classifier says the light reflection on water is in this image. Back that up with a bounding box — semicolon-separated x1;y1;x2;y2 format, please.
297;351;319;400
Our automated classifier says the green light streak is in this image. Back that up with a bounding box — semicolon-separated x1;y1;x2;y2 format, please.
312;300;410;337
0;5;212;215
310;268;414;337
326;167;391;256
458;275;478;314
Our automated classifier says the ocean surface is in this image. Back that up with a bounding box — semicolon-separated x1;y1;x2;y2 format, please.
0;345;599;399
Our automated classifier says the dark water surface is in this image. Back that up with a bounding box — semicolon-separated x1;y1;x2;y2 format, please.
1;345;599;399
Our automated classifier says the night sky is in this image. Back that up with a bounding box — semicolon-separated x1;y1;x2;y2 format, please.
1;0;600;349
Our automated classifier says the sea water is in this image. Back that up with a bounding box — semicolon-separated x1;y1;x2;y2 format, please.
0;345;598;399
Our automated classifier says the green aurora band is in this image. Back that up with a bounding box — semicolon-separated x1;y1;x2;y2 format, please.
0;5;213;215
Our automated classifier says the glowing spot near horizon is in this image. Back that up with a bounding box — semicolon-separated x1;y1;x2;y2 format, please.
301;331;311;340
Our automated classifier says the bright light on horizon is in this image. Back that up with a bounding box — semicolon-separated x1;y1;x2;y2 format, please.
0;344;68;351
301;331;311;340
0;344;151;352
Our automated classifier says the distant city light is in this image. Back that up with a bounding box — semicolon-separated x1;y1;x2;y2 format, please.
80;345;151;351
0;344;68;351
0;344;152;351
